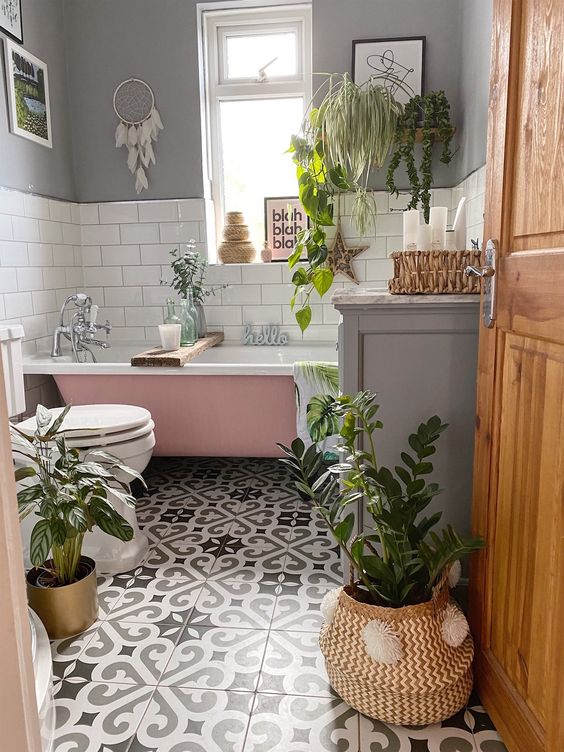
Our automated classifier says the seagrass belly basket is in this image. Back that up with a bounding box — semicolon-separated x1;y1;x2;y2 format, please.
319;570;473;725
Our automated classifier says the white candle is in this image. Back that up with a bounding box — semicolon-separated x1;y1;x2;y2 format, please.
417;223;432;251
430;206;448;250
403;209;419;251
159;324;181;351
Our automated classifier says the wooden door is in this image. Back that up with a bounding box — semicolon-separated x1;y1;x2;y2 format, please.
468;1;564;751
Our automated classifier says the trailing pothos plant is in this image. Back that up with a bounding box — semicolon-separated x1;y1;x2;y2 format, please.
386;90;455;224
277;391;484;607
12;404;146;586
288;73;405;332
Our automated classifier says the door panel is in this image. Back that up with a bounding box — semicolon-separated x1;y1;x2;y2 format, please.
469;0;564;750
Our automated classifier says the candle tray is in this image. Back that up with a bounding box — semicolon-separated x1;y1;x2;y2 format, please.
388;250;482;294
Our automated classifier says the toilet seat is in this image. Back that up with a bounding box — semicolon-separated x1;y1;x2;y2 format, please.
59;419;155;448
18;404;152;437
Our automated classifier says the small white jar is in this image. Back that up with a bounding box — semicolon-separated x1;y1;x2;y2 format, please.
158;324;181;351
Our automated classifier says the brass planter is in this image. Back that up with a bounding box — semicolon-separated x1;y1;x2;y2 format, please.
26;556;98;639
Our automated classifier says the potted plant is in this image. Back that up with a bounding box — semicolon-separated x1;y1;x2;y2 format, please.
278;390;484;725
163;241;226;340
287;73;406;331
386;90;455;225
12;404;146;639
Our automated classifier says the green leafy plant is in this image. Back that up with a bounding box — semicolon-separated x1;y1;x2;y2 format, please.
278;391;484;607
288;73;406;331
163;242;225;303
386;91;455;224
12;404;146;586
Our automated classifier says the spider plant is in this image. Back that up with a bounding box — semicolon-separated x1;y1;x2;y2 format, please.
278;390;484;607
288;73;406;332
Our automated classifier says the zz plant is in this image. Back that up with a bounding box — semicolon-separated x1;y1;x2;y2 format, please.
387;91;455;224
278;391;484;607
12;404;146;586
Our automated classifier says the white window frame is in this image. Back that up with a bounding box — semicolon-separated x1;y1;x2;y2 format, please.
199;2;312;261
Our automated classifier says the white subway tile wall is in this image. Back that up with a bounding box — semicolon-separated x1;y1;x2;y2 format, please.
0;167;485;353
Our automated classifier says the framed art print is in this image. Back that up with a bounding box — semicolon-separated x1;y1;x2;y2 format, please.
3;40;52;147
264;196;309;261
0;0;23;43
352;36;425;105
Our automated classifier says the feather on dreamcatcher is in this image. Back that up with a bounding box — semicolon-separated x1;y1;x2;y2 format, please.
113;78;164;194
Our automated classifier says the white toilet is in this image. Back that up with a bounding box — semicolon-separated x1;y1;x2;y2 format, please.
2;325;153;576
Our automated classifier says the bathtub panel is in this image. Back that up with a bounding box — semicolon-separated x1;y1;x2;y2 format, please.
54;374;297;457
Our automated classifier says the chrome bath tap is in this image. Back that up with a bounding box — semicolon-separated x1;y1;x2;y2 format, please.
51;293;112;362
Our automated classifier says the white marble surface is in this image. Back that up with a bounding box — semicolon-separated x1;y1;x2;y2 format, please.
331;289;480;307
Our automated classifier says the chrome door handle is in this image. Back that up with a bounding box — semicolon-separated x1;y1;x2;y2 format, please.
465;240;497;328
464;265;495;278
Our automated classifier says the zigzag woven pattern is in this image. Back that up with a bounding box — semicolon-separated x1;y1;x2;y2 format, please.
319;584;474;724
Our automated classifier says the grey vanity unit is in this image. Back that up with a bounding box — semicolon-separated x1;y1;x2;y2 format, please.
332;290;480;539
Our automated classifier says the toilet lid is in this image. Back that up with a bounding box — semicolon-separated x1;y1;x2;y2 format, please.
64;420;155;448
18;404;152;437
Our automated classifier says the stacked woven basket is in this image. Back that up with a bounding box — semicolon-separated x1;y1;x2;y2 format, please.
319;569;473;725
218;212;256;264
389;250;482;294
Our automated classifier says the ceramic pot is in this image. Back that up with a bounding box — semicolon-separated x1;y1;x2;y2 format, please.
27;556;98;639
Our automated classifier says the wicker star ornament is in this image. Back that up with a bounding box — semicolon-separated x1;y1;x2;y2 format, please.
327;227;369;283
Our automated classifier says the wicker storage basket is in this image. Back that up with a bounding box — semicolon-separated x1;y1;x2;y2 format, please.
388;250;482;294
218;211;256;263
320;577;473;725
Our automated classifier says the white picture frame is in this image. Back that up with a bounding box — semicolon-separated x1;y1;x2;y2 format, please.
352;37;425;105
3;39;52;148
0;0;23;43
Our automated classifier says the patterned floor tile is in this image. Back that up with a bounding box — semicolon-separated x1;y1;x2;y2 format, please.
97;573;134;619
244;693;359;751
107;578;205;626
140;525;220;580
256;630;335;697
208;544;288;584
51;622;100;682
360;711;476;752
128;687;253;752
161;624;269;691
189;581;278;629
283;545;344;586
62;621;182;686
271;583;334;632
53;679;154;752
466;697;508;751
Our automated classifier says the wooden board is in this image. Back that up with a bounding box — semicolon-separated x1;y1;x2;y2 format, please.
131;332;224;367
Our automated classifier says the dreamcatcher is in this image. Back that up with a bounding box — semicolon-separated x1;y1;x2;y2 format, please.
113;78;164;193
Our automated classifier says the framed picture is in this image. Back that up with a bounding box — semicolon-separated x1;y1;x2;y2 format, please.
3;40;52;147
0;0;23;43
264;196;309;261
352;36;425;105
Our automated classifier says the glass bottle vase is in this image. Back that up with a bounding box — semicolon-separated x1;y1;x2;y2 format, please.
179;291;198;347
164;298;181;326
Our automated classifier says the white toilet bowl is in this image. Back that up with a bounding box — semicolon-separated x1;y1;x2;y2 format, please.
17;405;154;575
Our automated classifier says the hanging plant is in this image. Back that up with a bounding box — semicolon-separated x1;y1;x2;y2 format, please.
386;91;455;224
288;73;406;332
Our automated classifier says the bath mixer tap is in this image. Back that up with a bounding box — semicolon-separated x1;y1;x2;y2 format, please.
51;293;112;362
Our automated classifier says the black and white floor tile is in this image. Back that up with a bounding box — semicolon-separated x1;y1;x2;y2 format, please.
51;457;507;752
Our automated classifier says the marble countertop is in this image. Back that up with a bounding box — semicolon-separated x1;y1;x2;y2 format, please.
331;289;481;307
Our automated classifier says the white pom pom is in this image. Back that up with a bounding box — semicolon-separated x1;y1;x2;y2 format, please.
441;603;469;647
448;560;462;588
320;587;342;625
362;619;403;665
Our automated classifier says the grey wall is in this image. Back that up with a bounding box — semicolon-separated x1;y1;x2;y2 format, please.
457;0;493;181
0;0;75;200
63;0;209;203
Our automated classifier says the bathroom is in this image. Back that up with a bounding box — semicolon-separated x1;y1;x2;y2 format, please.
1;0;563;751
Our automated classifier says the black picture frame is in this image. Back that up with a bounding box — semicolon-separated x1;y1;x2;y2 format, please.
264;196;310;262
0;0;23;44
352;36;425;103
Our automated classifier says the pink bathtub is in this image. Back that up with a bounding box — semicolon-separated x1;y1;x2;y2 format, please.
23;343;337;457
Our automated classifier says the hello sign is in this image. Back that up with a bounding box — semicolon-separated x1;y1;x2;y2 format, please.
264;196;310;261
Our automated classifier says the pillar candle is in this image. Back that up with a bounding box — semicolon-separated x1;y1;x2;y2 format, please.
403;209;419;251
417;223;432;251
430;206;448;250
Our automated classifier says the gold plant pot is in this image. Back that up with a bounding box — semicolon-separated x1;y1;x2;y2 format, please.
26;556;98;639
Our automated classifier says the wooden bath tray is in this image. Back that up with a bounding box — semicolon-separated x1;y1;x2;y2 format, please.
131;332;224;367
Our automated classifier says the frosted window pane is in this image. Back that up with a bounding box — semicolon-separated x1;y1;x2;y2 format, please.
220;98;303;247
226;33;297;79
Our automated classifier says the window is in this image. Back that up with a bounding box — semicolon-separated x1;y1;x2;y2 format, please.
201;4;312;257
